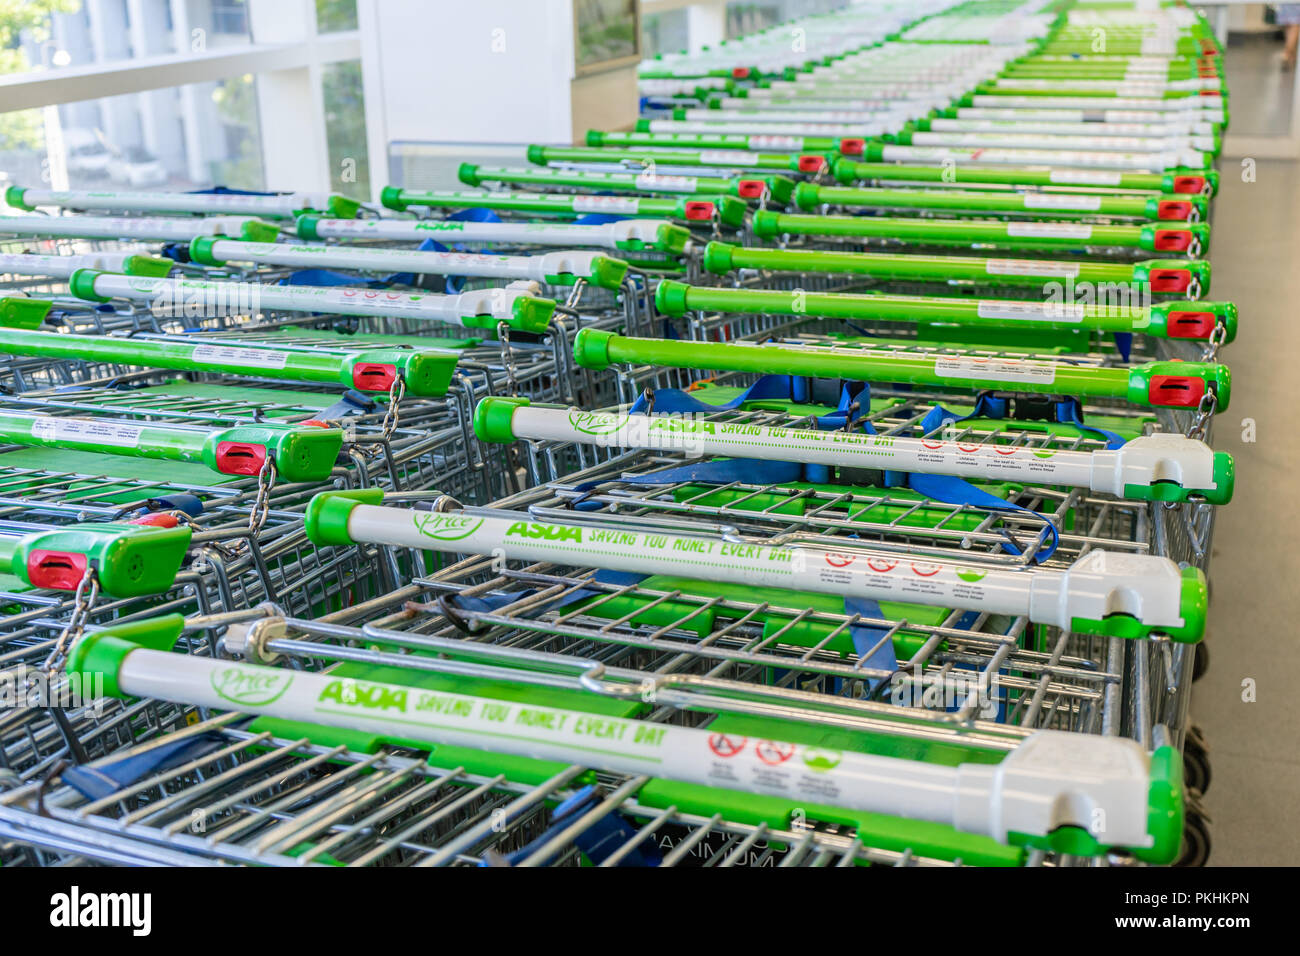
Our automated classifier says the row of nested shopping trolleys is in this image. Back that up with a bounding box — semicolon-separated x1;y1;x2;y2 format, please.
0;0;1231;867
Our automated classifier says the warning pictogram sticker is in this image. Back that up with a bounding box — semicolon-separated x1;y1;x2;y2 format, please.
755;740;796;766
708;733;747;758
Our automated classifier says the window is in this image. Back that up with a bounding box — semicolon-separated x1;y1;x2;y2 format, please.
316;0;359;33
210;0;249;37
642;8;690;58
575;0;639;72
323;60;370;200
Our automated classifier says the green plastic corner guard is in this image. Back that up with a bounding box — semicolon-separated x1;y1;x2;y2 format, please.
458;162;483;187
66;613;187;700
200;424;343;483
0;296;53;330
68;268;109;302
613;222;691;256
5;186;35;211
7;523;192;598
1133;258;1212;295
122;255;173;278
1069;566;1207;643
457;295;556;334
295;213;321;240
577;254;630;290
1123;450;1234;506
240;220;281;243
188;235;222;266
325;195;362;219
379;186;407;211
1126;361;1231;411
305;487;385;547
1007;742;1183;863
473;395;530;444
573;327;615;370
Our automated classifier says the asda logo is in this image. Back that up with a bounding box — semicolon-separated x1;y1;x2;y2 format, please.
506;521;583;543
414;222;466;232
412;513;484;541
568;409;626;435
319;679;408;713
210;665;293;707
802;748;842;773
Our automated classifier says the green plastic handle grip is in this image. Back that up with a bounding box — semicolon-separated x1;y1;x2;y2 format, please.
0;523;192;597
379;187;749;228
751;210;1211;254
795;182;1208;221
0;328;458;397
573;328;1232;410
700;242;1211;293
0;412;343;482
459;162;798;206
652;279;1235;342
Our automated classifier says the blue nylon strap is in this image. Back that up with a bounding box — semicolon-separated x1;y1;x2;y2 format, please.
1114;331;1133;362
185;186;279;196
316;388;378;419
62;720;254;801
920;392;1126;450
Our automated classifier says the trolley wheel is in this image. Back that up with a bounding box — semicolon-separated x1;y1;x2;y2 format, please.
1183;742;1212;796
1193;641;1210;682
1174;811;1212;867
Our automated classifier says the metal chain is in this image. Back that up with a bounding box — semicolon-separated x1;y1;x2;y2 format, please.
379;373;406;442
1185;389;1218;442
1188;235;1203;259
496;321;522;397
1186;276;1202;301
1200;321;1228;363
40;566;100;674
248;454;278;534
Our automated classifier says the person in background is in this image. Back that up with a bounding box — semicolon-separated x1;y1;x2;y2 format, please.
1279;5;1300;69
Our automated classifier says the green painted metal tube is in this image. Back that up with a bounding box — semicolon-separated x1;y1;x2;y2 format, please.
834;159;1218;197
0;327;459;396
573;328;1232;411
458;163;797;206
651;279;1236;342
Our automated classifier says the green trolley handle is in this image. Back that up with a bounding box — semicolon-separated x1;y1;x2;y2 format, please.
795;181;1208;222
0;326;459;397
652;279;1235;342
699;242;1212;297
0;411;344;483
0;523;191;597
64;611;1185;861
526;143;826;176
378;187;749;229
586;129;860;155
458;163;797;206
573;328;1232;411
752;209;1210;256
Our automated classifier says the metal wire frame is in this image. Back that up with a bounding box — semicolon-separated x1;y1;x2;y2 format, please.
0;714;979;868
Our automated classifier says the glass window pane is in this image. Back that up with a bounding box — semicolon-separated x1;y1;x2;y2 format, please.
575;0;638;69
316;0;358;33
0;75;265;193
323;59;370;200
642;8;690;58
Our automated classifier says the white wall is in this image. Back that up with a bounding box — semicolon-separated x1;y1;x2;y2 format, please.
362;0;575;149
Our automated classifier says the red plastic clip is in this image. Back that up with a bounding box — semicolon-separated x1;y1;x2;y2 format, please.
1156;199;1193;219
27;550;88;591
736;179;766;199
1153;229;1193;252
214;441;268;476
1148;375;1207;407
683;200;715;221
797;154;826;173
130;513;180;528
838;138;866;156
1164;311;1216;339
732;67;750;79
1146;268;1192;293
351;362;397;391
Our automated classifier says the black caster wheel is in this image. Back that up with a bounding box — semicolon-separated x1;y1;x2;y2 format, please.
1183;731;1211;795
1175;811;1212;867
1193;641;1210;682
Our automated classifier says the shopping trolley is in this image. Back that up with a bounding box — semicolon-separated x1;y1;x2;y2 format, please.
4;186;362;220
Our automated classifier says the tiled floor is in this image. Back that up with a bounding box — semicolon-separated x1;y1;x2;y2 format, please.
1192;151;1300;865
